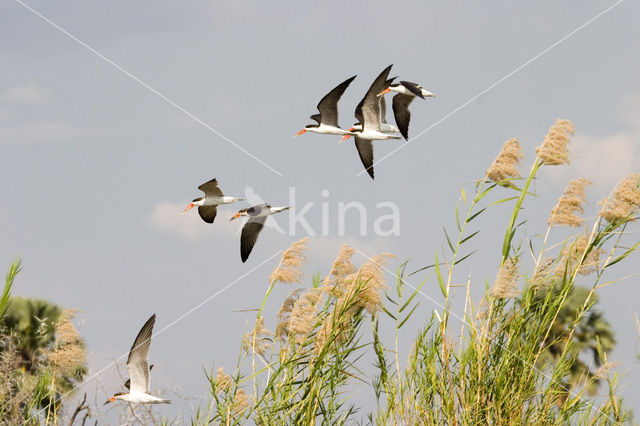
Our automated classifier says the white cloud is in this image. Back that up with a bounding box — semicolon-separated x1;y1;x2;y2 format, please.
543;93;640;193
0;122;96;144
146;200;243;241
3;84;51;104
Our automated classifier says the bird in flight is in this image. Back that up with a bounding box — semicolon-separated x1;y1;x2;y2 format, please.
341;64;401;180
104;314;170;405
230;204;290;262
294;75;357;137
378;81;435;140
183;178;243;224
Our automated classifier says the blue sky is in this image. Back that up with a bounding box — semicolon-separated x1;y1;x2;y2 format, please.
1;0;639;421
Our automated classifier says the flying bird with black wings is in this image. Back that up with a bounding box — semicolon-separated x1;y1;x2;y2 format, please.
340;65;401;180
378;81;435;140
104;314;170;405
294;75;357;137
230;204;290;262
183;178;243;224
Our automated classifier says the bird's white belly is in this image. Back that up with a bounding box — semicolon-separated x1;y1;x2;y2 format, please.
311;125;349;135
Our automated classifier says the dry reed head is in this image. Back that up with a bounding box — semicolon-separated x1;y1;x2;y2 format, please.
215;367;232;392
47;310;86;376
486;138;525;183
530;257;555;290
242;316;273;355
535;119;574;165
277;287;325;343
556;235;603;276
549;178;592;227
350;253;396;314
491;257;520;299
598;173;640;224
270;237;308;284
231;388;250;415
323;245;357;287
593;361;620;381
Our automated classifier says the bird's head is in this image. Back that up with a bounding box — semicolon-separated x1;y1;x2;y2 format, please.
183;197;204;213
230;209;249;221
104;392;125;405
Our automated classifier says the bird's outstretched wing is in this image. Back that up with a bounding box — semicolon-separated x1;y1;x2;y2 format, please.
198;178;224;198
241;217;267;262
392;94;415;140
357;65;393;132
198;206;218;224
355;137;375;180
316;75;357;128
126;314;155;394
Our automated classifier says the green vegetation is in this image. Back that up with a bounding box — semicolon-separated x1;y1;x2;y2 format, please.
0;260;87;424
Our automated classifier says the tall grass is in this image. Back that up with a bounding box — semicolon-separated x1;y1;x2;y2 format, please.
193;121;638;425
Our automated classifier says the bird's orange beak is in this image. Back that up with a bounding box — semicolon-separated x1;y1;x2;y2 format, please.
294;129;307;137
377;88;391;97
104;396;115;405
340;134;352;142
230;213;241;221
182;203;195;212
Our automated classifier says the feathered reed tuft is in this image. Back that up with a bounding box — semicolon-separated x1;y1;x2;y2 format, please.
530;258;555;290
535;119;574;165
270;237;308;284
322;245;357;288
598;173;640;224
556;235;603;276
549;178;592;227
242;316;273;355
491;257;520;299
214;367;232;392
47;310;86;376
593;361;620;380
486;138;525;183
350;253;396;314
277;288;324;343
231;388;250;415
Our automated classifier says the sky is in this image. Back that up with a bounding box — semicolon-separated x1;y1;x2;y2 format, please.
1;0;639;422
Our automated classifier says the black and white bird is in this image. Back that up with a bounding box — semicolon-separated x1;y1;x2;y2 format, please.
183;178;243;224
230;204;290;262
340;65;401;180
348;79;400;134
105;314;170;405
378;81;435;140
295;75;357;137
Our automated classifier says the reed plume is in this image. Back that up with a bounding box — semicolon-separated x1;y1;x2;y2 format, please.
535;119;574;165
556;235;603;276
486;138;524;183
270;237;308;284
243;316;272;355
47;310;86;376
549;178;592;227
491;257;520;299
214;367;232;392
598;173;640;224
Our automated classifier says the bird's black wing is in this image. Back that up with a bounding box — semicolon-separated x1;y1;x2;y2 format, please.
354;137;375;180
399;81;425;99
358;65;392;132
392;94;415;140
198;178;224;197
316;75;357;128
127;314;155;393
198;206;218;224
241;218;266;262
